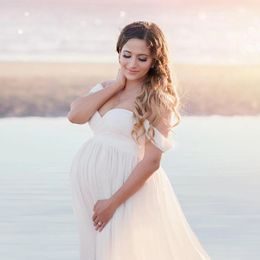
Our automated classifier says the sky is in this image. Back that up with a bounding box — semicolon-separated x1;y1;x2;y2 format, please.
0;0;259;64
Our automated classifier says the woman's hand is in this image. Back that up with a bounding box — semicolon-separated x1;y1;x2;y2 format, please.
92;198;117;232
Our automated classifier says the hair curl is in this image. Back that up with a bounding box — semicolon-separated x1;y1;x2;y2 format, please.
116;21;181;145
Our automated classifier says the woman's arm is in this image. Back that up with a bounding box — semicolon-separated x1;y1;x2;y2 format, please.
67;81;121;124
109;110;172;208
110;143;162;208
92;142;163;232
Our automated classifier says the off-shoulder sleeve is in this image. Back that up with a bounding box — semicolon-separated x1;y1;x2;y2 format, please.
143;120;173;152
83;83;104;96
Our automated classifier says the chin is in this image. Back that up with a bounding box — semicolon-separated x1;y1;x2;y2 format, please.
125;74;138;80
125;73;145;81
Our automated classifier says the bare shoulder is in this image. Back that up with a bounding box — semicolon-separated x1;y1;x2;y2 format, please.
101;80;116;88
149;107;173;137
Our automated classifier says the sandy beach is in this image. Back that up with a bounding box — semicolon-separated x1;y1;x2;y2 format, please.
0;62;260;117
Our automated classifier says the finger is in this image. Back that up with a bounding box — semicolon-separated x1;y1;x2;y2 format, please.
92;214;97;222
94;219;102;228
95;220;104;230
93;217;99;225
96;222;103;231
98;222;106;232
95;222;101;230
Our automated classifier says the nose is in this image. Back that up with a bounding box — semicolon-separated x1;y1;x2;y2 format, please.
128;57;138;69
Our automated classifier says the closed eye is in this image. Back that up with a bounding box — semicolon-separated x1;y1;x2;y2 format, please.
122;55;147;62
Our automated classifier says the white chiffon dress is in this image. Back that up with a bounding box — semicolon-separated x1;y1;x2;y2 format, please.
69;83;211;260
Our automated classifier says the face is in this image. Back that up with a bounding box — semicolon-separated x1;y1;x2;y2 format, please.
119;38;153;82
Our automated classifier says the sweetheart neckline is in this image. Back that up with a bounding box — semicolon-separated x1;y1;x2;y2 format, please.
90;83;172;148
95;108;153;128
93;105;171;144
94;108;155;133
96;108;134;119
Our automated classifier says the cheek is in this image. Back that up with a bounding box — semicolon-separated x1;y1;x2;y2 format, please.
119;59;128;69
140;63;152;73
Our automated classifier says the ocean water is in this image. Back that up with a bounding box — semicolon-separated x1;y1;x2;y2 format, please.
0;116;260;259
0;1;260;64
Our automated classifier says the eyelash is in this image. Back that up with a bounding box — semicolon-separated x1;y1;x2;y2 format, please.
122;55;147;62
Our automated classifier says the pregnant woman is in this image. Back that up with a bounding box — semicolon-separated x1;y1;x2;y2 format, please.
68;21;211;260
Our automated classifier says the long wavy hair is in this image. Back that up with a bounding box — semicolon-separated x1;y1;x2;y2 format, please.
116;21;181;145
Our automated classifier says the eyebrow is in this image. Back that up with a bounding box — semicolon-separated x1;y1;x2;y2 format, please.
123;50;149;56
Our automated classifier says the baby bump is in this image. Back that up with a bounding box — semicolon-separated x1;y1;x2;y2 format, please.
70;137;140;200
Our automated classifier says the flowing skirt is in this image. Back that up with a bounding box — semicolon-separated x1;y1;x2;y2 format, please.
69;134;211;260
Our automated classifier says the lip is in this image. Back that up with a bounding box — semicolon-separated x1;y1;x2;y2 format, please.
128;69;139;73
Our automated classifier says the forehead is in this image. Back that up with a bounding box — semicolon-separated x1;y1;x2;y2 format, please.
122;38;151;55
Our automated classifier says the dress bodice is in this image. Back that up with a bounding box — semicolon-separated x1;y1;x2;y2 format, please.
84;83;173;153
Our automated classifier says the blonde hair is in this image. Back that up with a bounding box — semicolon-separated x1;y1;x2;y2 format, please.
116;21;181;144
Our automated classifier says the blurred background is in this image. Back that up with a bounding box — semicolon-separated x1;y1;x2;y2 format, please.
0;0;259;259
0;0;260;116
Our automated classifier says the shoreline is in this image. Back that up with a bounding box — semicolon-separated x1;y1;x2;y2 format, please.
0;62;260;117
1;61;260;77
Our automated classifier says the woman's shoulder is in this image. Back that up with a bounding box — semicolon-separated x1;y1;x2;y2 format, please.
148;107;173;137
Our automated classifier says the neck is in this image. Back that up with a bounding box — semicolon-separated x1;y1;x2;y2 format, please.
124;78;144;93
